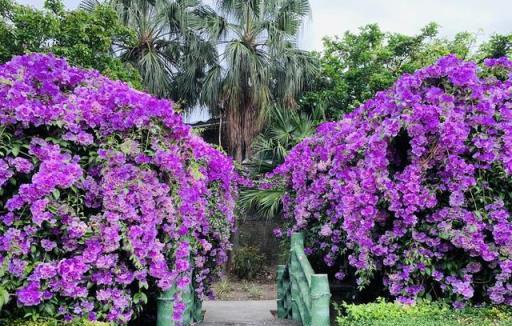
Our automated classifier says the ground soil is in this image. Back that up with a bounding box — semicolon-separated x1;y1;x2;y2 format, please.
211;268;277;301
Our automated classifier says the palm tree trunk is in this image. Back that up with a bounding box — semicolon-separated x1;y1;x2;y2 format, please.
225;102;262;162
242;103;260;160
226;107;243;161
225;98;262;270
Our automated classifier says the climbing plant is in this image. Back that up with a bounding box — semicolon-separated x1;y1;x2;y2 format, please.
271;55;512;307
0;54;239;322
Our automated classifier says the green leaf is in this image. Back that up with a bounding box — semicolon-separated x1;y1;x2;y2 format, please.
0;286;9;311
139;281;149;290
11;144;20;156
52;189;60;200
133;292;148;305
190;161;204;180
43;302;56;316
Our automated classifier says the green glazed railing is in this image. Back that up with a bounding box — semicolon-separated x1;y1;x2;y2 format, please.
277;232;331;326
157;278;204;326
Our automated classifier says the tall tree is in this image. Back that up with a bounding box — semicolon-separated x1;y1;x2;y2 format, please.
199;0;317;161
479;33;512;59
0;0;141;87
301;23;477;119
82;0;218;104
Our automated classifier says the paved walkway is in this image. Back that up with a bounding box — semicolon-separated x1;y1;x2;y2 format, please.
200;300;298;326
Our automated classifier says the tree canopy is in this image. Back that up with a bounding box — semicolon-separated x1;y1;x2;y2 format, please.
0;0;142;88
300;23;482;119
198;0;318;161
83;0;219;103
301;24;512;120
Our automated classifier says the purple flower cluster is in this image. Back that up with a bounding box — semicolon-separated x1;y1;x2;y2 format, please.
271;55;512;307
0;54;239;322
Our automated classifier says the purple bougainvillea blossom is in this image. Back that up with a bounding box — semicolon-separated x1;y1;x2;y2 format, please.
270;55;512;306
0;54;240;323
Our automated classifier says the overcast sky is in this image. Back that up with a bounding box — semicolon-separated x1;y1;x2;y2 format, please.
17;0;512;51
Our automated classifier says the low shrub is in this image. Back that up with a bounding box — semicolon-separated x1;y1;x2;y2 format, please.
336;300;512;326
232;246;265;280
2;318;109;326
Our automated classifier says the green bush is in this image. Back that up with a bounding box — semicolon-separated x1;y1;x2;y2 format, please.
336;299;512;326
3;318;109;326
232;246;265;280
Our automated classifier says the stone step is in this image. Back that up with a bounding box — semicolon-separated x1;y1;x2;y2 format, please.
198;321;299;326
199;301;299;326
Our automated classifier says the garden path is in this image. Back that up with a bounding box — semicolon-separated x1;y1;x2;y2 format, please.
199;300;298;325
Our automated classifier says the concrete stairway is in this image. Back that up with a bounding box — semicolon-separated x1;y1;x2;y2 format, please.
199;322;299;326
198;300;299;326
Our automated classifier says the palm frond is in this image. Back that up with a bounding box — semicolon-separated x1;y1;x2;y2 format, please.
238;187;285;220
108;0;220;106
201;64;223;110
248;105;316;175
79;0;102;11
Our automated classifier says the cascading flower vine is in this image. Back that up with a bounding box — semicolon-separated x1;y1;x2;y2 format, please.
271;55;512;307
0;54;239;323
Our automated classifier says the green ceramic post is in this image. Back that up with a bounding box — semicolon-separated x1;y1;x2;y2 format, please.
290;233;303;322
192;296;204;322
277;265;286;318
310;274;331;326
183;283;192;324
276;232;331;326
291;232;304;251
157;287;176;326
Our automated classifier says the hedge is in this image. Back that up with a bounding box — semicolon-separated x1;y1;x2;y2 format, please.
336;300;512;326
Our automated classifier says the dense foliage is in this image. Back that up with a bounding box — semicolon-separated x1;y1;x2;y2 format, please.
3;317;108;326
0;54;239;323
198;0;317;161
232;246;265;280
242;25;503;220
0;0;141;88
271;55;512;307
336;299;512;326
81;0;218;102
301;23;512;120
239;106;325;219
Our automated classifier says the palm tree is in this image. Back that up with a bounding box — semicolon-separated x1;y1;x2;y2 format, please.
239;105;325;219
199;0;317;161
81;0;217;104
248;105;320;174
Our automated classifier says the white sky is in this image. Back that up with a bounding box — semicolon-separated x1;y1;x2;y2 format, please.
17;0;512;51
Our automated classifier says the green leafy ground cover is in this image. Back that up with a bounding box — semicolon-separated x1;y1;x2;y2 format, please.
336;300;512;326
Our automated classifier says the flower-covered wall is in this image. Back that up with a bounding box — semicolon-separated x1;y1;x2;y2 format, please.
272;55;512;307
0;54;239;322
